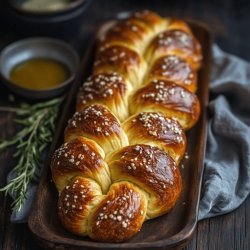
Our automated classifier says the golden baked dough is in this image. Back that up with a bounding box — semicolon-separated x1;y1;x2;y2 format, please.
107;144;182;219
145;55;197;92
122;112;186;163
94;45;147;88
145;28;202;69
76;73;131;122
51;10;202;242
130;79;200;130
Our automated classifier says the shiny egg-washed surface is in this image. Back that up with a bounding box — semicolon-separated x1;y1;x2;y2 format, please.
51;10;202;242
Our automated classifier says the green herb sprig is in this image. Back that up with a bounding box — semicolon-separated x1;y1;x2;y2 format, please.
0;97;63;212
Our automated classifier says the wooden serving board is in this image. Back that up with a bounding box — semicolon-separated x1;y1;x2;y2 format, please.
28;19;212;250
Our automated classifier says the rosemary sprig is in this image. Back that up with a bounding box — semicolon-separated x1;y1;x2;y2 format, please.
0;97;63;212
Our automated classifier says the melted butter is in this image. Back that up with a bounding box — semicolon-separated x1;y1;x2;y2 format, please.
10;58;70;90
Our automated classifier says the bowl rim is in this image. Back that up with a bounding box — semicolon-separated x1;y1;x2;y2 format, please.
8;0;87;16
8;0;92;24
0;37;80;98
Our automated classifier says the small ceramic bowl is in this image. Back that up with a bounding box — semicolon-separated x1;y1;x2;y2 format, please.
8;0;91;23
0;37;79;99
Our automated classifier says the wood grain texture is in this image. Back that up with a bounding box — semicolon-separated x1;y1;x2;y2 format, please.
234;201;246;250
0;0;249;249
209;214;235;250
195;220;209;250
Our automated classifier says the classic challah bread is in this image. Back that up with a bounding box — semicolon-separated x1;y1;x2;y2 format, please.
51;10;202;242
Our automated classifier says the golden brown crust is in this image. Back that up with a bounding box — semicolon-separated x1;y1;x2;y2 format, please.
146;29;202;70
58;177;104;236
64;104;129;154
88;181;147;242
98;19;152;54
130;79;200;130
132;10;167;33
51;137;110;193
146;55;197;92
76;73;131;122
122;112;186;163
98;10;167;56
167;18;192;33
107;144;182;218
94;45;147;88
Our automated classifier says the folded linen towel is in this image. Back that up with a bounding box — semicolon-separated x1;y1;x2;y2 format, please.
198;44;250;220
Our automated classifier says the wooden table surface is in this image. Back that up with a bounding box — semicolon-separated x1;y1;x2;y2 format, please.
0;0;249;249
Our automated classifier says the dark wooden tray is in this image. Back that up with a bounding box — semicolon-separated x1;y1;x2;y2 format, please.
28;19;212;250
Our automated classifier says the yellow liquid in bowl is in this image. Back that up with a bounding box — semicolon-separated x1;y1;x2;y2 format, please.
10;58;70;90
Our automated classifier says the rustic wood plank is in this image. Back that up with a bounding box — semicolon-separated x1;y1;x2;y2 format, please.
243;195;250;250
183;227;197;250
0;108;16;249
0;195;7;250
3;205;21;250
195;219;210;250
19;224;43;250
234;198;247;250
208;213;235;250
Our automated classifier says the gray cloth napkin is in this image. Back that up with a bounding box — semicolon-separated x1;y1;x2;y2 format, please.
198;44;250;220
8;44;250;222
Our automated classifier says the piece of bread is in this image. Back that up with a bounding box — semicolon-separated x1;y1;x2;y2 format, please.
94;45;147;89
130;79;200;130
106;144;182;219
145;28;202;70
64;104;129;155
144;55;197;92
122;112;186;163
76;73;132;122
51;10;202;242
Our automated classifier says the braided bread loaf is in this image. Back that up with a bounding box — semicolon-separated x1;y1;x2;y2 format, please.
51;10;202;242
